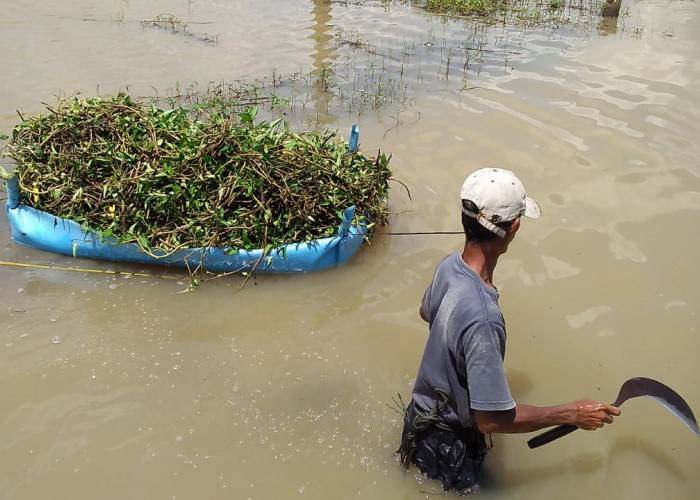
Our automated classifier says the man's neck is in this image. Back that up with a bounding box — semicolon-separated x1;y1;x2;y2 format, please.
461;241;503;289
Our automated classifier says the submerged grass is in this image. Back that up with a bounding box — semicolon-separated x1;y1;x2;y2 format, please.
2;94;392;257
141;14;220;46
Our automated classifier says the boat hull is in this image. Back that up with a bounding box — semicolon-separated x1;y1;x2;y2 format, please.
4;176;367;274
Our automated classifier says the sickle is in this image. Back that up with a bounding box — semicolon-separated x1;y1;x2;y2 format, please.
527;377;700;449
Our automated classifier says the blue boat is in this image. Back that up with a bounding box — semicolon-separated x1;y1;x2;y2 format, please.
3;126;371;274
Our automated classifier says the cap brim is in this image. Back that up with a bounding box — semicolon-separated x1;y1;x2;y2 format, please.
523;197;541;219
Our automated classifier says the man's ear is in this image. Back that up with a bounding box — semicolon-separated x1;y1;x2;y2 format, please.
506;216;521;236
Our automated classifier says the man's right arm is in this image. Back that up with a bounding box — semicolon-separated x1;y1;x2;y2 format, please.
419;305;429;322
473;399;620;435
419;284;431;322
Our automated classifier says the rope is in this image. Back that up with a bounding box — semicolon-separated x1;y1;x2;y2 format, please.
410;389;454;433
374;231;462;236
0;260;182;280
397;388;454;468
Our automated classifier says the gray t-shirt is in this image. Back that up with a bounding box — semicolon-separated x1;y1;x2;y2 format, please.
412;252;515;429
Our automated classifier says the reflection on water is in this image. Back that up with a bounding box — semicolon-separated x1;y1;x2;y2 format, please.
1;1;699;499
309;0;338;125
598;15;621;36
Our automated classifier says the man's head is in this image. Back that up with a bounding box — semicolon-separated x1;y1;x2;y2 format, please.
460;168;540;242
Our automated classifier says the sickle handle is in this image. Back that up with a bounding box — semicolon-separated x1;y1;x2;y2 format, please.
527;424;578;449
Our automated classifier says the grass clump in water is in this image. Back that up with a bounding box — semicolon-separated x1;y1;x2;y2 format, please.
2;94;392;257
423;0;509;17
411;0;608;31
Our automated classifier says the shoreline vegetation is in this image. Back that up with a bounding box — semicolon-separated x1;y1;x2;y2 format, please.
414;0;616;25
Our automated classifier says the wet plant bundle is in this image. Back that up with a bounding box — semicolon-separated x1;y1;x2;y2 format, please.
2;94;392;254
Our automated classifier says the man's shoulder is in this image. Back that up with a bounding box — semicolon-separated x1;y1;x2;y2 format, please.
432;251;459;272
434;252;474;283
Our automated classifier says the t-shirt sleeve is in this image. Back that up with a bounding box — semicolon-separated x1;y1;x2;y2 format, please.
461;321;515;411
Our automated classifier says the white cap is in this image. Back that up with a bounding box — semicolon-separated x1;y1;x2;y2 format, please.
460;168;541;238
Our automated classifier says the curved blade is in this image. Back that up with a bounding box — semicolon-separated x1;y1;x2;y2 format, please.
613;377;700;437
528;376;699;449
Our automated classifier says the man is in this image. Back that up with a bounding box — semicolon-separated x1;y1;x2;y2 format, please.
398;167;620;493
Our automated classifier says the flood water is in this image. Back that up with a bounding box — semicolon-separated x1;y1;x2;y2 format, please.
1;1;699;499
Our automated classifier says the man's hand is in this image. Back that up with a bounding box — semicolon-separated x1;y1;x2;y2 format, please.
571;398;621;430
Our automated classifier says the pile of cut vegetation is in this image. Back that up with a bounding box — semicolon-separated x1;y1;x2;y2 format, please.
2;94;391;253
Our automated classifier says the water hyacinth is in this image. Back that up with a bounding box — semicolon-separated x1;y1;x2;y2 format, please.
2;94;392;255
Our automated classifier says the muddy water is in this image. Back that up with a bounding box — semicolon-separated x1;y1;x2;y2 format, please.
1;1;699;499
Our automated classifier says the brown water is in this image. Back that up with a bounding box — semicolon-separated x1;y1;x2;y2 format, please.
1;1;699;499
